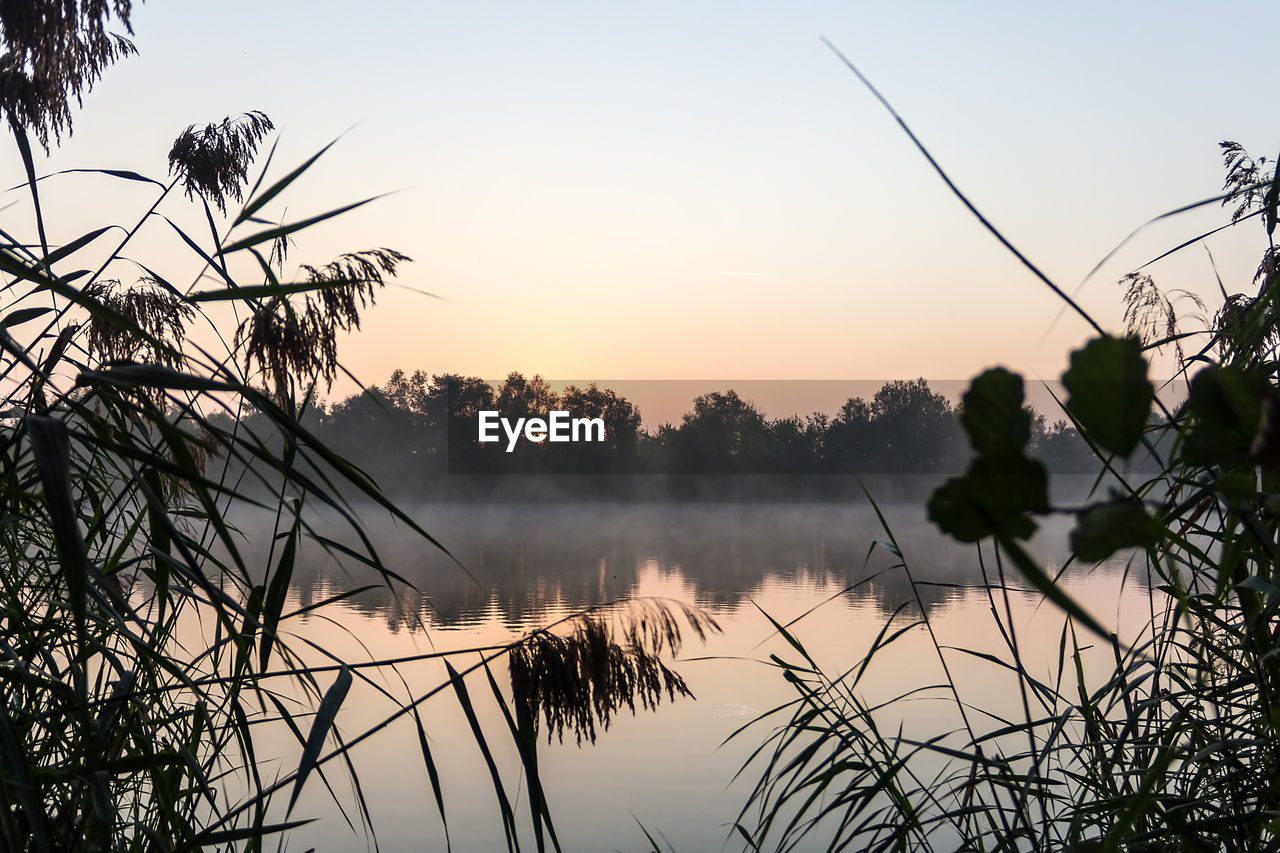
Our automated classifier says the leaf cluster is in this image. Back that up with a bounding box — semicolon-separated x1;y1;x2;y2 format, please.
0;0;135;146
168;111;274;212
738;68;1280;851
509;600;718;745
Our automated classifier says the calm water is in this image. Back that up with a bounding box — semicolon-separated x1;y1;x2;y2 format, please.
223;494;1152;852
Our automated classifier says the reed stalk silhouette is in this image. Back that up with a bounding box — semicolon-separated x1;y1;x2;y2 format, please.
734;41;1280;853
0;6;712;851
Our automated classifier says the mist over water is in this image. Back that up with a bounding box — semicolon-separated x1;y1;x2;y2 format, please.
220;487;1150;850
226;475;1138;632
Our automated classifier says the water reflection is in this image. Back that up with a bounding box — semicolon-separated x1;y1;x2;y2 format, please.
229;494;1141;634
222;497;1151;852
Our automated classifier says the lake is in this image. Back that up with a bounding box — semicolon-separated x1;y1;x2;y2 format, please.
223;490;1152;851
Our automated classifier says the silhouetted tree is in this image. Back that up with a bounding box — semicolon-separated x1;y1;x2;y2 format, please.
638;423;679;475
383;368;432;417
825;397;875;473
496;373;559;419
559;383;642;473
319;387;424;490
298;371;1101;496
674;391;770;474
1034;419;1096;473
429;373;497;474
766;414;826;474
867;379;958;473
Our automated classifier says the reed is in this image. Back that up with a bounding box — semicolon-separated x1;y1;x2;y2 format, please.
0;6;710;851
735;44;1280;853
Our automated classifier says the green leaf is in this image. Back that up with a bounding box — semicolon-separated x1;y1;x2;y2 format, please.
0;700;48;852
140;469;171;623
969;454;1049;533
1070;499;1159;562
445;660;520;853
1062;335;1153;458
1212;469;1261;503
1237;575;1280;599
188;277;379;303
26;416;87;632
38;323;75;378
10;117;48;259
0;326;43;377
220;197;381;254
259;509;301;671
44;167;166;188
1;306;52;328
927;455;1049;542
288;665;351;815
43;226;114;266
1183;364;1267;469
926;477;993;543
1266;148;1280;235
959;367;1031;458
998;536;1113;641
77;364;236;394
234;138;338;226
191;820;315;845
411;707;452;852
482;661;560;853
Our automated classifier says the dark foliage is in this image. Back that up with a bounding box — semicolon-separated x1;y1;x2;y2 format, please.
509;601;718;745
291;372;1102;500
168;111;274;211
0;0;135;146
734;82;1280;849
236;248;410;401
83;277;194;368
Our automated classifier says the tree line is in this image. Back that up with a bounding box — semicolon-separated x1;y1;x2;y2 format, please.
224;369;1119;497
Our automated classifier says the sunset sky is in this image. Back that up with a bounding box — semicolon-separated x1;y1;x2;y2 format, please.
6;1;1278;411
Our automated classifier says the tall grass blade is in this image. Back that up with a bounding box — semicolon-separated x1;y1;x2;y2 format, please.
234;139;338;226
820;36;1102;336
411;706;452;852
26;415;87;630
220;197;382;254
445;660;521;853
288;665;352;815
258;507;300;671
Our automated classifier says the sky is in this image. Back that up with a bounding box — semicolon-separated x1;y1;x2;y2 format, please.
5;1;1279;412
